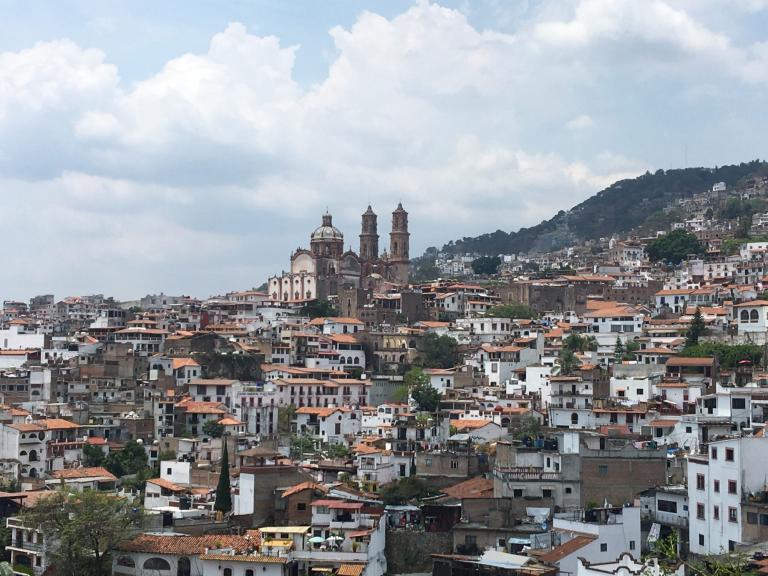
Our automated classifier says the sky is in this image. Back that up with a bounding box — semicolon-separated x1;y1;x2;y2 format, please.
1;0;768;301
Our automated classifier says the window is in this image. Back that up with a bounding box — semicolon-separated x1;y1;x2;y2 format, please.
598;465;608;477
714;480;720;493
629;541;636;551
699;534;705;546
542;489;552;498
224;569;233;576
748;512;759;525
711;447;718;459
465;535;477;545
571;413;579;425
450;460;459;469
728;480;737;495
144;558;172;571
657;499;678;513
697;503;705;520
732;398;746;409
728;507;738;523
686;426;692;433
513;489;523;498
177;557;191;576
297;502;306;511
565;487;572;494
600;543;608;552
696;474;705;490
246;571;255;576
726;448;735;461
713;506;719;520
425;457;432;467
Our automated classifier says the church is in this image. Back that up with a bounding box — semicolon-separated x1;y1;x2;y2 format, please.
268;204;411;303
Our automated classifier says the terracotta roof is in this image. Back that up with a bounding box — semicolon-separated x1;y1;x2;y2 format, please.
201;554;288;563
454;419;495;431
666;357;715;367
40;418;80;430
441;477;494;500
120;534;251;555
734;300;768;307
218;416;243;426
648;419;680;428
147;478;187;492
282;481;329;498
337;565;366;576
175;400;227;414
296;407;342;417
171;358;200;370
50;467;116;481
538;535;596;563
7;423;45;432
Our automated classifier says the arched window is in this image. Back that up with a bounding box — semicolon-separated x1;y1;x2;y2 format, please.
177;557;191;576
353;357;360;365
28;450;38;462
751;309;759;323
283;292;289;301
741;310;750;322
143;558;171;570
223;569;233;576
294;291;300;300
246;570;255;576
571;413;579;425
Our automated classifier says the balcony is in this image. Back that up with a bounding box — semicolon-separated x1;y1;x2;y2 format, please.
292;550;368;562
493;466;561;481
330;516;361;529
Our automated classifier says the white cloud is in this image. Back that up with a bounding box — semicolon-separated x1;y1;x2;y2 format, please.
566;114;593;130
0;0;765;298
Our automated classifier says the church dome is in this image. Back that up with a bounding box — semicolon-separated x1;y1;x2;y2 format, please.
311;212;343;241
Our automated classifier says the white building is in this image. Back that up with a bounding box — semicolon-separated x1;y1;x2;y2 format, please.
688;436;768;555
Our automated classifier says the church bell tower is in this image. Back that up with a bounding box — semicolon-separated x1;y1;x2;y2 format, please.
389;203;410;284
359;205;379;261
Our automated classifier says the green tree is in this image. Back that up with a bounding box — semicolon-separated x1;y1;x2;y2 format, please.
614;337;625;362
623;339;640;361
418;333;458;368
471;256;501;275
290;434;316;459
486;302;537;320
558;349;581;376
685;306;707;347
408;369;441;413
511;415;541;439
82;444;105;467
380;477;436;505
278;405;296;435
680;342;762;369
157;449;176;463
21;489;143;576
214;441;232;514
299;300;339;319
649;533;755;576
325;443;350;459
646;229;703;264
203;420;225;438
104;440;148;477
565;333;598;352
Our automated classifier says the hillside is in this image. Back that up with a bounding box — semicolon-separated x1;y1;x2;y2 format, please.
435;160;767;258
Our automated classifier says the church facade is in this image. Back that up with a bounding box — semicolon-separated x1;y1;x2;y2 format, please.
268;204;411;303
